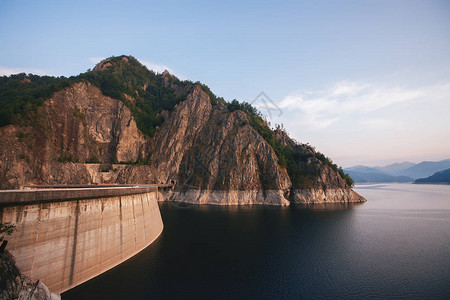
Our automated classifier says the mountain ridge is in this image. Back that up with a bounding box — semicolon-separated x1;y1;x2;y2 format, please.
374;161;416;176
0;55;364;205
401;159;450;179
345;159;450;183
414;168;450;184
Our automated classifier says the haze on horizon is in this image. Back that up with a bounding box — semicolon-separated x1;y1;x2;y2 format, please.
1;0;449;168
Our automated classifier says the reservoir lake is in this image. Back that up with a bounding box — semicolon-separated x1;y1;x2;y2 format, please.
63;183;450;299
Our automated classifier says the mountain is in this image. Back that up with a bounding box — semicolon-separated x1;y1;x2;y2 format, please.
414;168;450;184
345;165;382;173
344;169;413;183
375;161;415;176
344;165;414;183
345;159;450;183
0;55;364;205
400;159;450;180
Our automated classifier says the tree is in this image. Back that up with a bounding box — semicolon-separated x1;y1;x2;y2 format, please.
0;222;16;252
0;222;16;242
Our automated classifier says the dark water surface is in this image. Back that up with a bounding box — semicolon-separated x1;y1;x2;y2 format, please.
63;184;450;299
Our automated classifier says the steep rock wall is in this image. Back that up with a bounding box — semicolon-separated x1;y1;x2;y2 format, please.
0;76;364;205
0;250;60;300
0;82;146;189
143;85;291;205
45;81;145;163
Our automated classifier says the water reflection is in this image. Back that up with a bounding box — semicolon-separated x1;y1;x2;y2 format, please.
291;201;364;211
63;184;450;299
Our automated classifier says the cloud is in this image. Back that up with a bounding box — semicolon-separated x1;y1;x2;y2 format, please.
140;60;174;74
87;57;185;79
361;118;397;131
0;66;48;76
278;81;450;129
140;60;187;80
89;57;105;64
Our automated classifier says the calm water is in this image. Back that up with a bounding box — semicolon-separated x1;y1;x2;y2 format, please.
63;184;450;299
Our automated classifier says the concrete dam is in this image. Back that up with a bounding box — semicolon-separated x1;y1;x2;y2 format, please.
0;185;165;294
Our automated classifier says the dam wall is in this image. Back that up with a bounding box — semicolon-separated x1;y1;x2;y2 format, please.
0;186;164;294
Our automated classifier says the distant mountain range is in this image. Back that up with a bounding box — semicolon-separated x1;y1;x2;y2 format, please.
414;168;450;184
375;161;416;176
344;159;450;183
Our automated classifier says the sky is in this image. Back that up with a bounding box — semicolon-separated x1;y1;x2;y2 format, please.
1;0;449;167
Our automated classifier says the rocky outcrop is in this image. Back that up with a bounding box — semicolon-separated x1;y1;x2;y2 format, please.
0;82;146;189
273;128;364;203
169;190;290;206
0;250;60;300
0;57;365;205
147;85;214;183
291;188;365;204
144;85;291;205
275;127;314;155
45;81;145;164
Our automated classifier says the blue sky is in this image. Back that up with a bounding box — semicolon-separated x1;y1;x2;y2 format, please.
1;0;449;167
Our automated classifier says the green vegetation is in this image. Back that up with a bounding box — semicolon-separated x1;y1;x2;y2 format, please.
86;156;101;164
0;55;187;137
77;56;188;137
199;83;226;105
57;152;78;163
116;157;150;165
0;55;353;187
0;73;71;126
338;168;354;187
415;168;450;184
226;99;354;188
73;107;86;122
100;164;113;172
136;156;150;165
0;222;16;243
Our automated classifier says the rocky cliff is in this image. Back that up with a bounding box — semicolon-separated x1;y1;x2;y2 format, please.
0;55;365;205
0;250;60;300
0;81;146;188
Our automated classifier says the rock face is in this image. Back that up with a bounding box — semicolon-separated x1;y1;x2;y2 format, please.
0;82;146;188
46;81;145;164
0;250;60;300
274;129;364;204
140;85;291;205
0;57;365;205
291;188;365;204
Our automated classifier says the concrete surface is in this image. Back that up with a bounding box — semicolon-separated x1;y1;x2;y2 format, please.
0;187;164;293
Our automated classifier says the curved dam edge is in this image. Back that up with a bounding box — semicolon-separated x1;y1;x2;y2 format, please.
0;187;164;294
61;215;163;295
